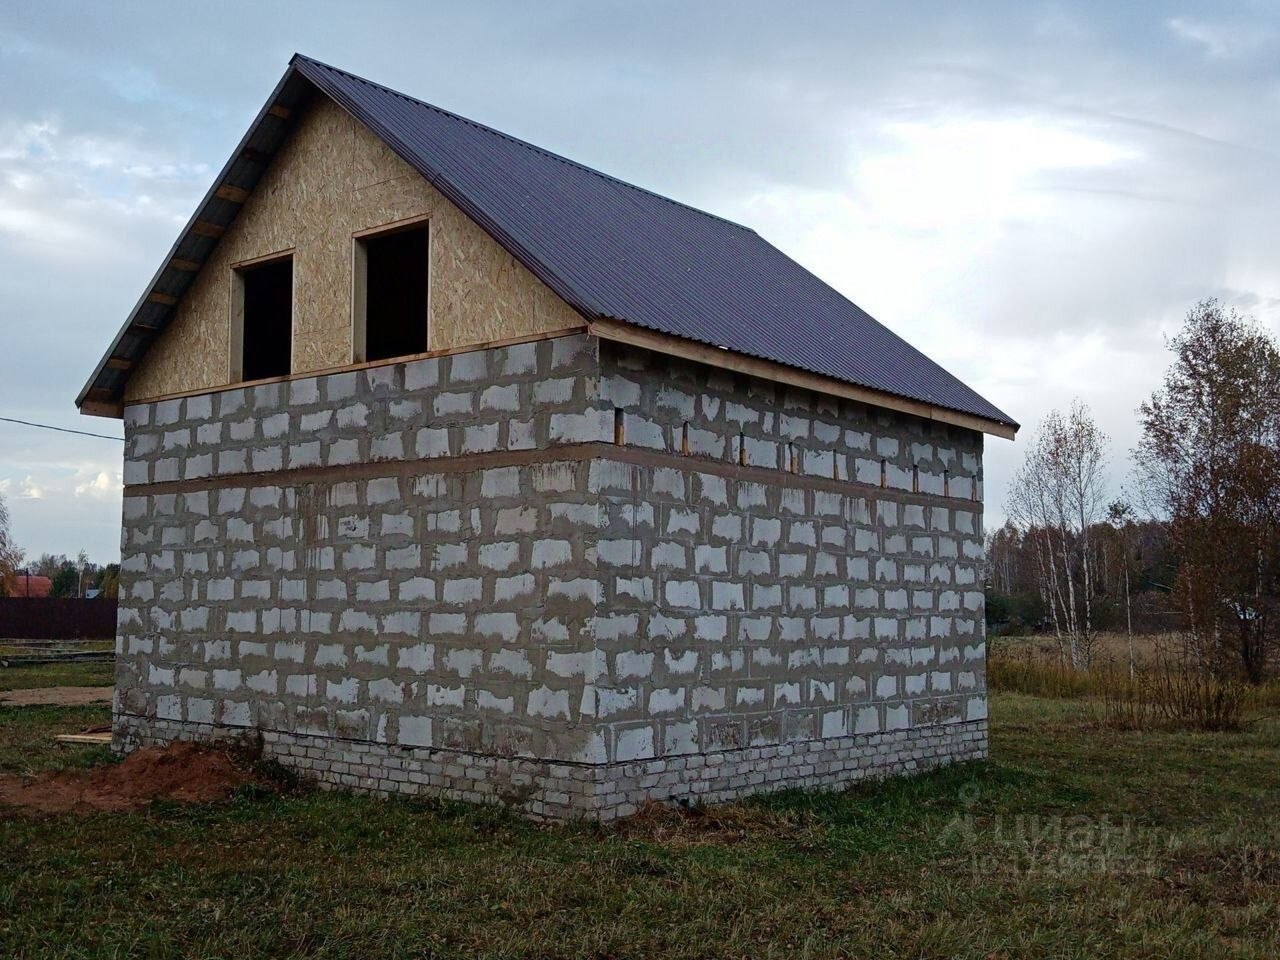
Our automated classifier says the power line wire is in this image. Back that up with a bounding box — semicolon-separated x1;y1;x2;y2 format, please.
0;416;123;442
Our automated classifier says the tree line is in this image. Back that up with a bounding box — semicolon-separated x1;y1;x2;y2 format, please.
995;300;1280;684
0;501;118;599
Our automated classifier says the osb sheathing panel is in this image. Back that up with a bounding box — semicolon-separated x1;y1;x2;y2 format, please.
126;98;584;401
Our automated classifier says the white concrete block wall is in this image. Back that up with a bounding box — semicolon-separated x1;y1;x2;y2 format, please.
113;332;989;820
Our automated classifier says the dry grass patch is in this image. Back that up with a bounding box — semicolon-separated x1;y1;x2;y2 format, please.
609;800;818;848
991;633;1280;731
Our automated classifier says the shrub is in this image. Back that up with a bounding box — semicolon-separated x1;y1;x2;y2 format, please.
1100;654;1245;732
990;634;1257;731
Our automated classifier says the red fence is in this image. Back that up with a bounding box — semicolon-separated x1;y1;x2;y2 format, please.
0;598;118;640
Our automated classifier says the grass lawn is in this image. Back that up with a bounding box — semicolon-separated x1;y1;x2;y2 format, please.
1;692;1278;958
0;659;113;692
0;702;114;778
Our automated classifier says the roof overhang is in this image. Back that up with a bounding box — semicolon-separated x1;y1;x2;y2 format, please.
76;64;318;417
589;318;1018;440
80;54;1017;440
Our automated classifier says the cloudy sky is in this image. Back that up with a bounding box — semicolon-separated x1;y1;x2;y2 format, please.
2;1;1278;564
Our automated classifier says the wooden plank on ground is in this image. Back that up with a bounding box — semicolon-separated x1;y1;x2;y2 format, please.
55;732;113;745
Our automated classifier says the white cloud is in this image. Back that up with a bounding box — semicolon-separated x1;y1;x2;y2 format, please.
19;475;44;500
856;116;1139;230
0;430;124;562
74;468;122;500
1167;17;1276;60
722;89;1280;526
0;116;206;260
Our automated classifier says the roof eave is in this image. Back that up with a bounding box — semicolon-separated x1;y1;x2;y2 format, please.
588;317;1019;440
76;63;313;417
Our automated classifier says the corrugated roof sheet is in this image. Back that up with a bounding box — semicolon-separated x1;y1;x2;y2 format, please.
292;55;1015;429
81;53;1015;431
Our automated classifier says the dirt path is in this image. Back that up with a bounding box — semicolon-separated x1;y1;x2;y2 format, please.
0;686;113;707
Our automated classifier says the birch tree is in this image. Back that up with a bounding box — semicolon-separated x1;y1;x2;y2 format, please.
1006;402;1110;669
1135;300;1280;682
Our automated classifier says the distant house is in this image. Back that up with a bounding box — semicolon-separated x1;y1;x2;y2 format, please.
79;55;1016;820
10;574;53;599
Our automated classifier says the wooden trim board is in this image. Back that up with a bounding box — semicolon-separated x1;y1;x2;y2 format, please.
97;313;1014;444
588;318;1017;440
55;733;113;746
111;325;589;412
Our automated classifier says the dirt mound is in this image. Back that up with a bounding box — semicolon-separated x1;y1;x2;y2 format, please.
0;742;254;814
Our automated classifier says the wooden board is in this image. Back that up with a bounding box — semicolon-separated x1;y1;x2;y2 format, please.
589;318;1018;440
55;732;113;746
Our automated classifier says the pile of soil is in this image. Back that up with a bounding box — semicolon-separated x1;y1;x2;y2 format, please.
0;742;255;814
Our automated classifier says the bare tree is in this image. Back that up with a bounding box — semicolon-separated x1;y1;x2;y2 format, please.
0;491;22;597
76;549;90;598
1006;401;1110;669
1107;500;1139;679
1135;299;1280;683
985;522;1023;597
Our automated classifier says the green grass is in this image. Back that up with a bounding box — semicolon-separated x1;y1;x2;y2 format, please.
0;660;114;692
0;702;113;777
2;695;1278;958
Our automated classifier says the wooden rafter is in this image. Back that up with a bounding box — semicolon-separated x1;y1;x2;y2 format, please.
215;184;250;203
191;220;225;239
75;57;309;418
80;400;123;419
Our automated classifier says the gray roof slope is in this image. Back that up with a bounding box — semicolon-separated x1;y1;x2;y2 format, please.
293;55;1014;429
80;53;1015;430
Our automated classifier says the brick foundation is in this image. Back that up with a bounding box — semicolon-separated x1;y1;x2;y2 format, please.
115;713;988;820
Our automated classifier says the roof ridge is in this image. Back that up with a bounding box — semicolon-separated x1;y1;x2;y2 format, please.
290;53;757;235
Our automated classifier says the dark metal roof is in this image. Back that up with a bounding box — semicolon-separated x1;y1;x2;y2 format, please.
80;53;1016;431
